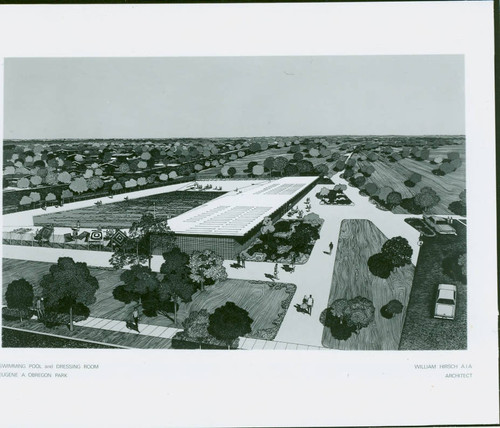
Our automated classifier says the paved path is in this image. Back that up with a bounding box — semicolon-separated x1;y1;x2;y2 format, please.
74;316;182;339
73;316;323;350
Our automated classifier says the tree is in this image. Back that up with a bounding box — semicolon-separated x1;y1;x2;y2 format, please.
303;213;322;227
252;165;264;176
283;163;299;176
414;187;440;212
227;166;237;177
40;258;99;331
61;189;74;203
88;176;104;191
188;250;227;291
274;156;288;176
263;157;275;175
297;159;314;175
58;171;72;184
45;193;57;204
367;252;393;278
19;195;32;207
17;177;30;189
208;302;253;349
290;222;319;253
115;264;159;310
315;163;329;177
343;296;375;333
69;177;89;194
364;182;379;196
381;236;413;268
111;182;123;193
320;296;374;340
158;272;196;324
110;213;175;269
386;191;402;208
5;279;34;321
380;300;404;319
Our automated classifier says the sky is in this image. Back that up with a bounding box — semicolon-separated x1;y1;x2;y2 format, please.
3;56;465;140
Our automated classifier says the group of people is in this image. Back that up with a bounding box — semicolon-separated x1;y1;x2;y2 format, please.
296;295;314;315
236;253;246;267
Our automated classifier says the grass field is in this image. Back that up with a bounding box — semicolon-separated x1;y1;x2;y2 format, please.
399;221;467;350
32;190;224;228
2;259;294;341
322;220;415;350
357;144;465;215
2;323;173;349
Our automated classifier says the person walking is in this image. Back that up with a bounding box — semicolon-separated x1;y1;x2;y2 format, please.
35;297;43;320
240;253;246;267
274;263;279;279
236;254;241;266
133;307;140;332
300;295;308;314
329;242;333;254
307;295;314;315
39;297;45;319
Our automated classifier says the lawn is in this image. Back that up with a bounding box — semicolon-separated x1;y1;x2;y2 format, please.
2;259;294;342
399;220;467;350
322;220;415;350
357;144;465;215
2;323;173;349
196;146;347;178
32;190;224;228
177;279;295;340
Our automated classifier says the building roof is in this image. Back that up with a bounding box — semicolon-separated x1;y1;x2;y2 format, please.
168;176;318;237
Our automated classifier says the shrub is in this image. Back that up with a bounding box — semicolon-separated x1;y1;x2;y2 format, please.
381;236;413;268
368;253;393;278
381;300;404;319
274;221;291;233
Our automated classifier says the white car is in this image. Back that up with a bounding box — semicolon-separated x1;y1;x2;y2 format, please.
423;215;457;235
434;284;457;320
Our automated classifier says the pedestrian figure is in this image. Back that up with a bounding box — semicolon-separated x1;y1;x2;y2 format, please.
35;297;44;320
133;307;140;332
236;254;241;266
307;295;314;315
274;263;279;279
240;253;246;267
300;295;309;313
329;242;333;254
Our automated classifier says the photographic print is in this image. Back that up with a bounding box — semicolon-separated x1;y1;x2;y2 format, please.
2;55;467;351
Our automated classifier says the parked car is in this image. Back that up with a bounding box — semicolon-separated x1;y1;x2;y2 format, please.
434;284;457;320
423;215;457;235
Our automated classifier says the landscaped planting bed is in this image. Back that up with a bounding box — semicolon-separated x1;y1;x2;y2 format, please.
321;220;415;350
32;190;224;229
243;217;323;265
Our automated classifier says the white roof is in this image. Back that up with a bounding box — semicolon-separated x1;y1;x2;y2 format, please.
168;176;317;236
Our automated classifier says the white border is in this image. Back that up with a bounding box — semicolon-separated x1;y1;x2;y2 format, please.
0;2;497;427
